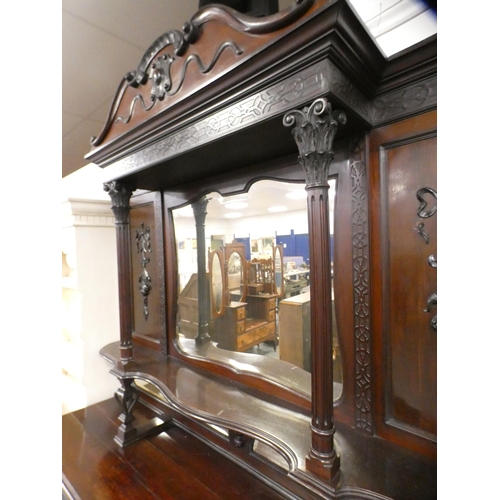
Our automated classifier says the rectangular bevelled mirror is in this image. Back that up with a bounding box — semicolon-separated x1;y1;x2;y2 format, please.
172;178;342;402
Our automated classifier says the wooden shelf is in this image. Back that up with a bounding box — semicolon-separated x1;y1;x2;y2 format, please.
100;342;436;500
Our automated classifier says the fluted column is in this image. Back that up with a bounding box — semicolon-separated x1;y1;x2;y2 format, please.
104;181;135;365
192;197;210;344
283;98;346;481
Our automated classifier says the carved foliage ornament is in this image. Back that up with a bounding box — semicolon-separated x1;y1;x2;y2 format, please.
136;222;153;321
117;41;244;124
283;98;346;188
103;181;134;224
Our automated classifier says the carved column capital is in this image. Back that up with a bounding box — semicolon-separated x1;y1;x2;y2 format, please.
103;181;135;224
283;98;346;188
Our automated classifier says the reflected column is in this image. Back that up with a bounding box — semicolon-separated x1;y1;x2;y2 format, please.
192;197;210;343
283;98;346;482
104;181;135;365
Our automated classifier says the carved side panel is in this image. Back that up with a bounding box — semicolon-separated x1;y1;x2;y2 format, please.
129;198;162;345
350;155;373;434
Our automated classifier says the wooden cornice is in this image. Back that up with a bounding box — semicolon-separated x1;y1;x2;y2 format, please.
85;0;436;182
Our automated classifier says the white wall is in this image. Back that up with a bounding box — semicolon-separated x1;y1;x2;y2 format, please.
62;165;121;414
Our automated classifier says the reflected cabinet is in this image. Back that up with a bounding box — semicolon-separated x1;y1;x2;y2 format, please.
88;1;437;498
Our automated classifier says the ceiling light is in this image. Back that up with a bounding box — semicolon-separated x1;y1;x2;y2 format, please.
286;191;307;200
268;206;287;213
225;202;248;210
224;212;242;218
174;206;194;217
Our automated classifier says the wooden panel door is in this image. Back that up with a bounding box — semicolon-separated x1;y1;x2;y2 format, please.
369;110;437;457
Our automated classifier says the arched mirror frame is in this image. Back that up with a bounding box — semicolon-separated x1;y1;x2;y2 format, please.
222;241;247;305
164;139;365;428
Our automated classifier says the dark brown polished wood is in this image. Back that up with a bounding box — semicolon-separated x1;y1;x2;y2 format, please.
283;98;346;480
103;181;135;365
94;342;436;500
84;0;437;497
63;398;289;500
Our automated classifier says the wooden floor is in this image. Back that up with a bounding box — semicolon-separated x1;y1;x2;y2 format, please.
62;397;287;500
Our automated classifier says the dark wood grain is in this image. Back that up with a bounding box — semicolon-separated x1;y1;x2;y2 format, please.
83;0;438;496
63;399;288;500
368;110;437;458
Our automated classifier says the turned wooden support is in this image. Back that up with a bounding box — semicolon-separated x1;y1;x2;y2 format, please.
104;181;135;365
114;377;139;446
284;98;346;481
192;197;211;344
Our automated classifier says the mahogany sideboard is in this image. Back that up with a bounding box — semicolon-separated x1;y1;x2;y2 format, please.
84;1;437;498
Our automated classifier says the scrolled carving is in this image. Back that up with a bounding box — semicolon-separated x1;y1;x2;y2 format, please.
91;0;314;148
414;221;430;244
125;22;200;89
416;187;437;218
283;98;346;188
151;41;243;102
115;40;244;124
415;186;437;332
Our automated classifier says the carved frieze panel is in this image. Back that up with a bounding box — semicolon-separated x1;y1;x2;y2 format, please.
103;60;358;181
371;76;437;126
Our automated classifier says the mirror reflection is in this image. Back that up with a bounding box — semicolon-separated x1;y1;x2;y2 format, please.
173;179;342;400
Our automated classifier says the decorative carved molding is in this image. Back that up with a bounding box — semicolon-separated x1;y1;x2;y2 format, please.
125;22;200;89
324;63;370;122
104;61;330;180
103;181;134;224
283;98;346;188
116;41;244;124
371;76;437;125
415;186;437;332
136;222;153;321
91;0;314;147
351;157;373;434
416;187;437;218
413;221;430;244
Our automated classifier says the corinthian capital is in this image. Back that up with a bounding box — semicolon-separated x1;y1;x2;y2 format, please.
103;181;135;224
283;98;346;188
